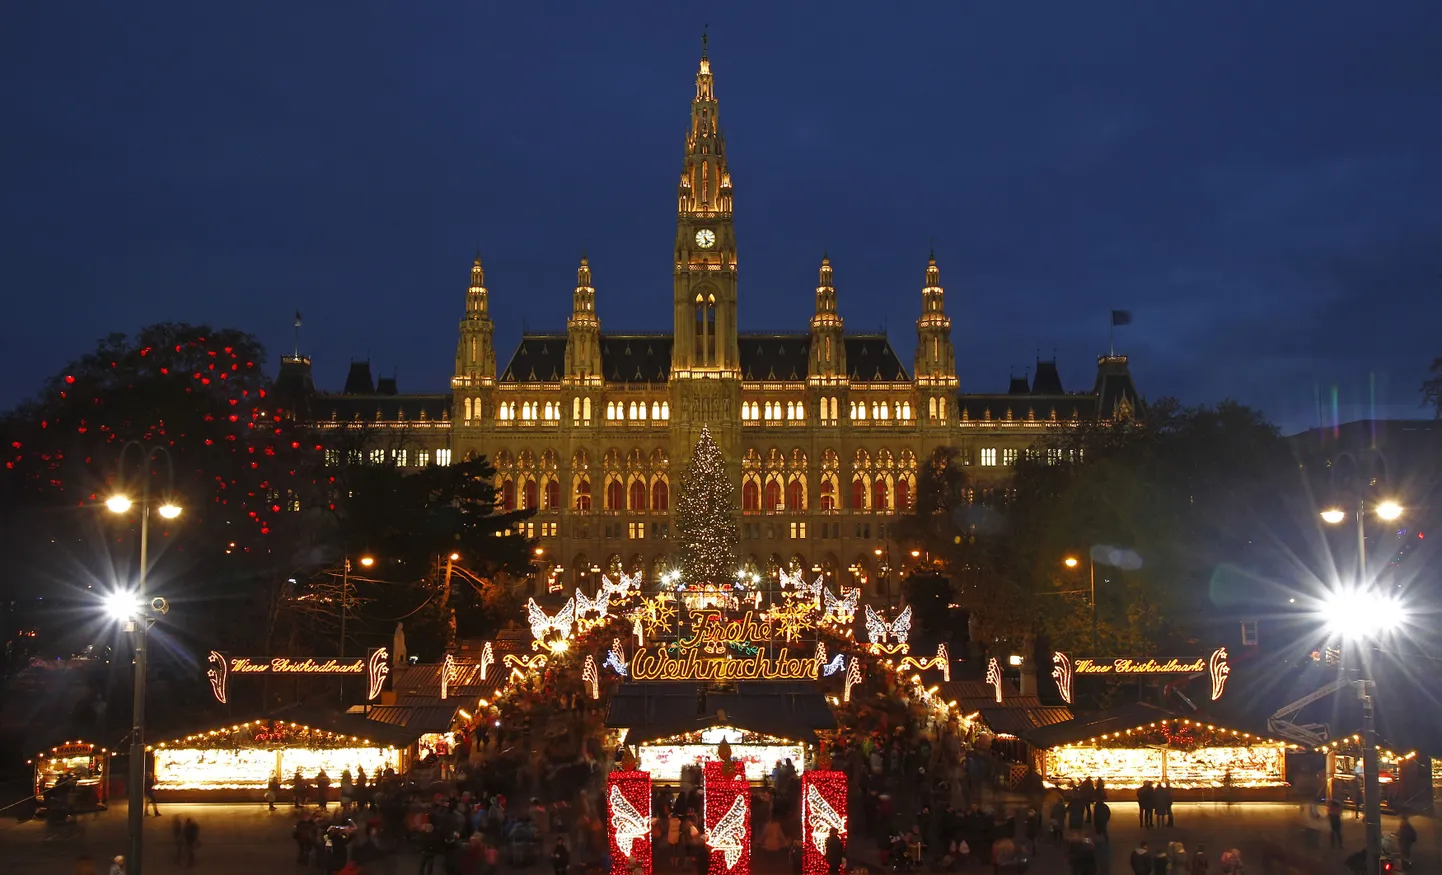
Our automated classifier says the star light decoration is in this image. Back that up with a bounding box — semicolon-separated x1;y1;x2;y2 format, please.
985;657;1003;703
801;772;848;875
526;598;576;652
478;641;494;682
1052;651;1073;704
863;604;912;655
639;592;678;638
842;656;863;703
768;599;815;643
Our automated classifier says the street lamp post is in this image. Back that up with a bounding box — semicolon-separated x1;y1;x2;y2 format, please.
1063;555;1098;651
339;554;374;703
106;443;182;875
1321;497;1402;875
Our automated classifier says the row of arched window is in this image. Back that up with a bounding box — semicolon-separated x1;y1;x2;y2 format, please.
497;400;563;421
849;400;913;421
473;395;948;426
740;401;807;421
606;401;671;421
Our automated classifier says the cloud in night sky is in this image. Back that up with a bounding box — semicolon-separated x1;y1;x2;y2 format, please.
1;1;1439;434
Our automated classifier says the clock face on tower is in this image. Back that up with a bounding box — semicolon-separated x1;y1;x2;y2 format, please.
694;228;716;249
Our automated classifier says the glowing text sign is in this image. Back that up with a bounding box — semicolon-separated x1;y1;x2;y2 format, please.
207;649;389;704
1073;657;1207;675
630;608;815;681
230;657;367;674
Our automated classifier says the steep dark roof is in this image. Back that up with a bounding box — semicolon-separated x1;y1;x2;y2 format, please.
388;661;508;705
1021;702;1178;749
315;394;451;423
1031;360;1065;395
366;704;463;733
343;361;375;394
605;682;836;743
500;332;910;384
1093;355;1141;419
1008;376;1030;395
376;376;398;395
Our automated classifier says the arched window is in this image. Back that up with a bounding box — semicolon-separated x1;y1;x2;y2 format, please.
574;478;592;512
786;479;804;510
879;402;889;420
573;397;581;422
629;480;647;511
795;402;804;421
651;402;661;419
929;397;937;420
501;479;516;512
628;402;637;420
820;479;836;510
873;478;890;511
583;397;592;421
523;479;538;510
763;402;773;421
851;477;866;509
765;480;782;511
607;402;616;420
464;397;473;422
652;480;669;511
900;402;910;420
545;479;560;510
638;402;647;420
895;478;911;511
606;479;624;511
786;402;795;420
742;480;760;512
661;402;669;420
938;397;947;420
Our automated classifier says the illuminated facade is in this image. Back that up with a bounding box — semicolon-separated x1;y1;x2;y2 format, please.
278;44;1140;593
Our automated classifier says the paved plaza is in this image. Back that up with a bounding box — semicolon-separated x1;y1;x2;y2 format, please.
0;800;1436;874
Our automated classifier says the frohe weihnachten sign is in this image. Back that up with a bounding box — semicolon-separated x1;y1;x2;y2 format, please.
630;610;817;682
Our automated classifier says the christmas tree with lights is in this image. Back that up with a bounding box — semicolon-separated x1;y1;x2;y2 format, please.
675;426;740;586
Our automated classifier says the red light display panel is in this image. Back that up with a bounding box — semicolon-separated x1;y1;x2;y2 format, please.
704;760;751;875
606;770;652;875
801;770;848;875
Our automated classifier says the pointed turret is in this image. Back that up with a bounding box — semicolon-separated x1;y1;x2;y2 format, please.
565;254;603;384
915;251;958;421
454;254;496;388
808;255;846;382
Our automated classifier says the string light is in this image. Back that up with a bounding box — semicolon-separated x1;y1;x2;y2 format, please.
704;760;750;875
607;769;652;875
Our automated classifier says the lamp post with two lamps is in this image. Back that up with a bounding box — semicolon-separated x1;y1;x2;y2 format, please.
338;553;374;702
1062;554;1098;652
1320;498;1403;875
105;443;182;875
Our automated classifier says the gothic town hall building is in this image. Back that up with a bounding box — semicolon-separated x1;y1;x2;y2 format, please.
278;47;1140;593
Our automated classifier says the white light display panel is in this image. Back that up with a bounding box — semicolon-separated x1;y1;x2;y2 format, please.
1163;745;1285;788
1044;747;1163;789
639;743;804;783
282;747;399;780
155;748;279;790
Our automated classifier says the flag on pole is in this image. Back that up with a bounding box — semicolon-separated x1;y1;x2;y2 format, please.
1110;309;1132;326
294;309;303;327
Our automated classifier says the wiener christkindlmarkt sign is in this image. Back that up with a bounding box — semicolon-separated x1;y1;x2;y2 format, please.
206;648;390;704
1052;647;1230;705
629;610;817;682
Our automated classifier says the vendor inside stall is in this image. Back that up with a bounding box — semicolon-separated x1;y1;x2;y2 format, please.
1318;734;1433;813
150;712;414;801
32;740;108;812
1026;712;1296;800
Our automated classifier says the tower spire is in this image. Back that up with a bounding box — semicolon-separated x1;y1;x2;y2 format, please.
454;253;496;424
565;253;602;383
809;253;845;383
915;252;958;412
701;26;708;61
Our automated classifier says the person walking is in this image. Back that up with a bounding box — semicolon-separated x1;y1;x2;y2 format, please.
181;816;200;867
1326;797;1343;848
1079;778;1096;824
144;768;160;817
1189;843;1209;874
293;769;308;808
1398;814;1418;863
171;815;184;863
1093;799;1111;845
1156;783;1174;828
108;856;125;875
294;815;317;865
267;773;281;811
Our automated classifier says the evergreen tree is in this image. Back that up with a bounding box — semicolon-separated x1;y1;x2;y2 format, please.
675;426;739;585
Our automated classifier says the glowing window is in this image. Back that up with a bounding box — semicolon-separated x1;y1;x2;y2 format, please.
980;448;997;467
435;448;451;466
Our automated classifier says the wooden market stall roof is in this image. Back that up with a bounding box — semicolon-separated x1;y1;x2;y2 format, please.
1021;702;1300;750
935;680;1074;736
389;662;507;706
151;704;419;749
366;704;464;734
606;682;837;744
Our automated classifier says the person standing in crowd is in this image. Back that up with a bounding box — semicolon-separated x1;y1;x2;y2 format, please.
145;768;160;817
1398;814;1418;863
1326;796;1344;848
1189;843;1209;874
1130;840;1153;875
294;815;317;865
171;815;184;863
1157;782;1174;827
315;769;331;809
1079;777;1096;823
551;837;570;875
267;772;281;811
825;827;844;875
293;769;308;808
1093;798;1111;845
1137;782;1155;828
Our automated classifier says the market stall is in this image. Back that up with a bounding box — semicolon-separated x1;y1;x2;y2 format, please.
149;710;414;801
32;740;108;812
1318;734;1434;814
1025;707;1298;800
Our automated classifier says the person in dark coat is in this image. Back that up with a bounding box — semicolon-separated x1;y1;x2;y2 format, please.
1130;841;1153;875
315;770;331;809
1079;778;1096;823
551;838;570;875
1326;797;1343;848
1156;783;1174;827
1137;782;1155;828
1067;795;1086;831
824;827;845;875
1093;800;1112;845
1399;815;1418;861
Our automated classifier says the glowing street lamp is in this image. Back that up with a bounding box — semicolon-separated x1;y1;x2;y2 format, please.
105;495;133;514
1319;507;1347;525
1375;500;1403;522
1062;554;1097;650
104;590;142;622
358;555;375;568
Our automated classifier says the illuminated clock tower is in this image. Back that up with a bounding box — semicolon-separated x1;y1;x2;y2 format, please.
671;34;741;467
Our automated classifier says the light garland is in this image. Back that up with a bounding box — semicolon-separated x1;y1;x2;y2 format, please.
605;638;629;676
899;643;949;681
583;654;600;699
801;771;847;875
479;641;494;681
638;739;804;783
1052;651;1073;704
843;656;862;703
704;760;750;875
607;770;653;875
821;586;858;624
985;657;1003;703
863;604;911;654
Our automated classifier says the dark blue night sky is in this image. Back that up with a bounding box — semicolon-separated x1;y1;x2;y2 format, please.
3;2;1440;433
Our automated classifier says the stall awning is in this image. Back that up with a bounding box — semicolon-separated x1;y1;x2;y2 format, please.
936;681;1074;736
367;705;462;734
152;704;420;749
607;682;836;744
389;662;507;706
